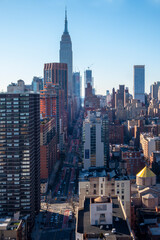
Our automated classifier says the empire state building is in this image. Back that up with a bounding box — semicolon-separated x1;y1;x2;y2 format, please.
60;10;73;98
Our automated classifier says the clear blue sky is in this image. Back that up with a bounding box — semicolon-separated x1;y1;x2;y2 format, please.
0;0;160;95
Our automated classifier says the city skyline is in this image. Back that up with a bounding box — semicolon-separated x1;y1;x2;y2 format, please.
0;0;160;95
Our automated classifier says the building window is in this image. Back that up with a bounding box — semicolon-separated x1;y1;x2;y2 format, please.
101;184;103;188
121;189;124;194
97;205;107;211
121;183;124;187
94;184;96;188
94;190;96;194
122;195;124;200
101;190;103;195
117;190;119;194
117;183;119;188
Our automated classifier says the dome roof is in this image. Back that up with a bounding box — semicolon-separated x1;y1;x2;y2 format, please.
137;166;156;178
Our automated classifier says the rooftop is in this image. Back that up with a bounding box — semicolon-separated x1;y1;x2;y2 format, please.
94;196;111;203
79;168;129;182
77;197;132;239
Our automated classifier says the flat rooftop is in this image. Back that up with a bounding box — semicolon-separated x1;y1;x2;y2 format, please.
79;168;129;182
77;196;132;239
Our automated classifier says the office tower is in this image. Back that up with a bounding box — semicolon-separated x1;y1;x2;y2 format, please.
84;69;93;88
73;72;81;99
0;93;40;226
124;87;129;106
84;83;100;112
32;77;43;92
151;82;160;100
83;112;109;170
59;10;73;98
111;88;115;108
40;83;67;144
133;65;145;103
43;63;68;111
73;72;81;113
115;85;125;108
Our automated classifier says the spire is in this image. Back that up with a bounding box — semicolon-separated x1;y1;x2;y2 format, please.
64;7;68;33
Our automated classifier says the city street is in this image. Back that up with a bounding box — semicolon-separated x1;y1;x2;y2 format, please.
31;111;83;240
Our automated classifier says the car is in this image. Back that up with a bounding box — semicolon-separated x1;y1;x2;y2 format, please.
57;191;60;195
104;233;109;237
111;228;116;234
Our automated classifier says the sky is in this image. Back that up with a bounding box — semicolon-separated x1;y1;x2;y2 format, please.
0;0;160;96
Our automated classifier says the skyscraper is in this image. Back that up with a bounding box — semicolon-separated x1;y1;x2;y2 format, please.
115;85;125;108
84;69;93;88
133;65;145;103
151;81;160;100
0;93;40;226
59;10;73;98
73;72;81;99
32;76;43;93
73;72;81;116
43;63;68;110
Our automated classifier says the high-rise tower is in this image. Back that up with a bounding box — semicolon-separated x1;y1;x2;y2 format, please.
59;9;73;98
0;93;40;226
133;65;145;103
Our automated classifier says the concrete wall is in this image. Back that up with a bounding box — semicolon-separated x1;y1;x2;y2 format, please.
115;180;131;223
90;202;112;225
142;195;158;208
96;123;104;167
84;122;91;170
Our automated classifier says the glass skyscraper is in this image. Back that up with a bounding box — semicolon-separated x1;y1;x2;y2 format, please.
133;65;145;103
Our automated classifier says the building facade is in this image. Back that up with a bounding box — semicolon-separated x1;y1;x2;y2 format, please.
32;77;43;93
59;10;73;98
83;112;109;170
43;63;68;111
0;93;40;225
84;69;93;88
133;65;145;103
79;170;131;223
40;118;57;180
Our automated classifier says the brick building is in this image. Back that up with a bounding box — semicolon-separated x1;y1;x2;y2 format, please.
109;122;124;144
40;118;57;180
121;147;145;176
84;83;100;113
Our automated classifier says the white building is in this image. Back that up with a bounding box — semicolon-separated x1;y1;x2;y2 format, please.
78;169;131;223
90;196;112;225
83;112;104;170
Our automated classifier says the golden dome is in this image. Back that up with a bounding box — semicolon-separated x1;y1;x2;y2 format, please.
137;166;156;178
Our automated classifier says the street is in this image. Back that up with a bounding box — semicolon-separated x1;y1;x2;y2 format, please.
31;110;83;240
